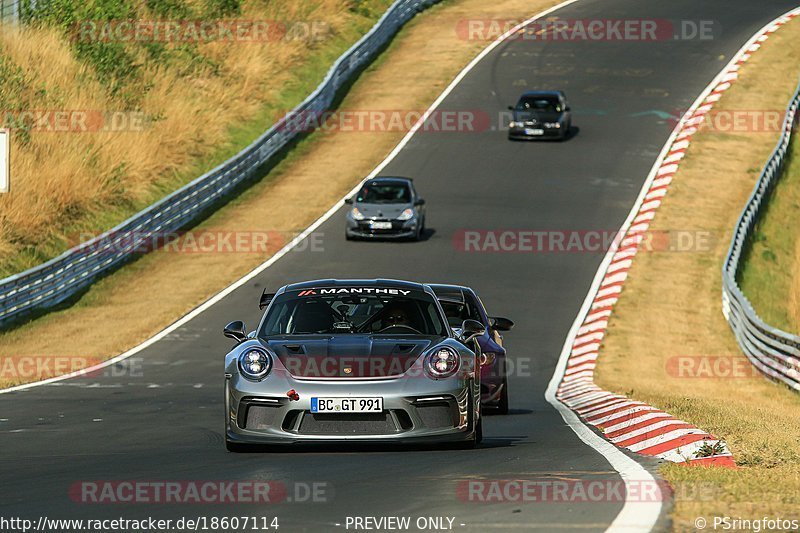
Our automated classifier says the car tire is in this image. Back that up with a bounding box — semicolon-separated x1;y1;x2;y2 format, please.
345;231;354;241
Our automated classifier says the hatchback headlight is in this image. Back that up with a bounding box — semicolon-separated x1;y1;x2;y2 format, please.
238;348;272;381
425;346;460;378
509;121;521;128
350;207;365;220
544;122;561;129
397;208;414;221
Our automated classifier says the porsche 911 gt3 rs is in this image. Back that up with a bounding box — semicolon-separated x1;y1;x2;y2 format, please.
223;279;485;451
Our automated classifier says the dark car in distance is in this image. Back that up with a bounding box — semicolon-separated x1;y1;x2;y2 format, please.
429;284;514;414
508;90;572;140
345;176;426;241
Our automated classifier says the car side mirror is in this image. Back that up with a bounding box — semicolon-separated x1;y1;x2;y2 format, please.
490;316;514;332
414;198;426;206
344;197;354;205
223;320;247;343
460;319;486;343
564;106;571;112
507;105;514;111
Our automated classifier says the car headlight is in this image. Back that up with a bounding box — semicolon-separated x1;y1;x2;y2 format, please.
425;346;460;378
544;122;561;129
350;207;365;221
396;208;414;221
238;348;272;381
509;121;521;128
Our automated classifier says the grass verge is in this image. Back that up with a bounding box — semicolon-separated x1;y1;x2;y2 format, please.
0;0;560;387
0;0;393;276
594;17;800;529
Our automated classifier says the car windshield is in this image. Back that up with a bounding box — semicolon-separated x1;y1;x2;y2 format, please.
356;182;411;204
259;289;448;336
516;96;561;113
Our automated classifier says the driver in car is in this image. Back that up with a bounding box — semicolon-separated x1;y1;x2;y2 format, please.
373;302;416;332
385;307;412;328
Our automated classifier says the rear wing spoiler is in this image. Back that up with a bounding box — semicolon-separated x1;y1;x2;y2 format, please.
436;296;464;306
259;290;276;310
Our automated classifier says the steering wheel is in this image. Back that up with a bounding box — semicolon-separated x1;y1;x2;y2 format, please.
377;324;421;334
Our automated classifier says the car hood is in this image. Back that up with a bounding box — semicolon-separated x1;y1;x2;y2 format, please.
353;202;413;219
265;335;443;378
512;110;562;123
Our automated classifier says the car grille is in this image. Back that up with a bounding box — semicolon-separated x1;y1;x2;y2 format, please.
297;412;399;435
416;402;458;429
244;405;281;430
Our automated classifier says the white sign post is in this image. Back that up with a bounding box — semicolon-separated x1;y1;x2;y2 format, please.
0;129;8;193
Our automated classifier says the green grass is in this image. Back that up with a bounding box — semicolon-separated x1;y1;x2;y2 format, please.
738;132;800;332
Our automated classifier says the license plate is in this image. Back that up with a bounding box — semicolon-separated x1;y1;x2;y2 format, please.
525;128;544;135
369;221;392;230
311;397;383;413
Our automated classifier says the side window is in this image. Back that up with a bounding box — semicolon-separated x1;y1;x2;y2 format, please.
465;292;487;325
425;302;446;336
263;299;294;335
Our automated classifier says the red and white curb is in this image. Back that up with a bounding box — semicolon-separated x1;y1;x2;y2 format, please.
555;9;800;469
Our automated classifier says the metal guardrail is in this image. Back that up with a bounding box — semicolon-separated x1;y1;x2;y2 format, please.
722;80;800;391
0;0;439;327
0;0;20;25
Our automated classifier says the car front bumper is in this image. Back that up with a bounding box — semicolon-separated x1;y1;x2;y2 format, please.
225;374;478;445
508;126;564;139
345;218;419;239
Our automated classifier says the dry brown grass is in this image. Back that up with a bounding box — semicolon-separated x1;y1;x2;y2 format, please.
0;0;376;274
594;17;800;528
0;0;560;387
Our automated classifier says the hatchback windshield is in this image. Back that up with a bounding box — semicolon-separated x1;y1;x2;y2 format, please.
356;182;411;204
516;96;561;113
259;289;448;336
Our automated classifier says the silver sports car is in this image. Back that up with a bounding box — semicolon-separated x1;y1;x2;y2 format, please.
223;279;485;451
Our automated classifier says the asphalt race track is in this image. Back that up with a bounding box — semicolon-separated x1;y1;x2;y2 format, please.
1;1;797;531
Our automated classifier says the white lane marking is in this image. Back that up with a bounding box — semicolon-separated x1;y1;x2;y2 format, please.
546;7;800;532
